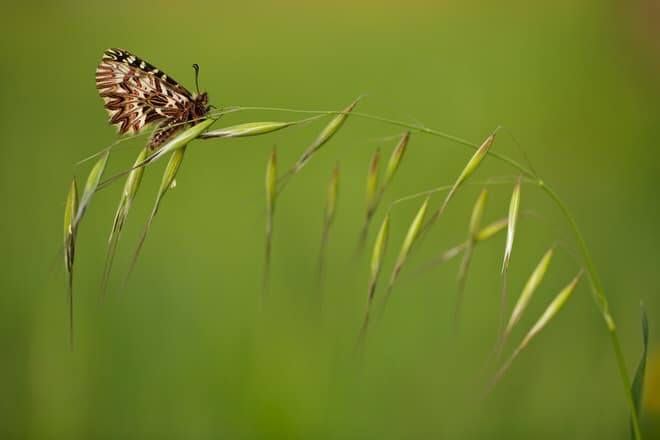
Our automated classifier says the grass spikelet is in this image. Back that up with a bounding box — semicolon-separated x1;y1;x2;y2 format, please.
383;196;429;308
358;133;410;252
125;148;187;285
423;132;495;240
264;148;277;292
418;217;507;272
138;119;214;168
384;132;494;293
199;121;294;139
318;163;340;294
476;217;508;242
278;97;361;191
325;164;340;225
97;119;215;191
383;131;410;188
101;147;149;297
468;189;488;238
502;178;521;273
358;213;390;345
63;178;78;346
366;148;381;220
73;149;109;227
455;189;488;323
488;270;582;393
356;148;382;252
505;248;554;336
499;177;522;335
630;303;648;439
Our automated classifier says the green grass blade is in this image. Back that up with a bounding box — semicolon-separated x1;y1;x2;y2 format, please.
630;303;649;439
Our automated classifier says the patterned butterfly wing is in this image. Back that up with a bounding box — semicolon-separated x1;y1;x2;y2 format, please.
95;48;203;148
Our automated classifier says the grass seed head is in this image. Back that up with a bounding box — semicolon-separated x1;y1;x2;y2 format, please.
325;163;340;224
383;131;410;188
395;196;429;272
200;121;293;139
294;97;361;172
521;270;582;347
109;147;149;242
266;148;277;216
506;248;554;335
64;178;79;269
136;118;215;170
102;147;149;297
369;213;390;299
158;148;186;200
63;177;79;345
476;218;508;242
491;270;582;392
366;148;380;217
455;133;495;191
74;149;109;227
469;189;488;238
424;132;495;238
502;177;522;273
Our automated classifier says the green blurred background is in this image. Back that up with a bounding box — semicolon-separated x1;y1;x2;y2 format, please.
1;0;659;438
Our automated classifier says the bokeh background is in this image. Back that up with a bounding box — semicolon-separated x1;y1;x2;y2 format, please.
1;0;659;438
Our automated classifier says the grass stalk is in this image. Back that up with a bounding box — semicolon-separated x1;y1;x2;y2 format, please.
317;164;340;298
264;148;277;293
63;178;78;347
455;189;488;325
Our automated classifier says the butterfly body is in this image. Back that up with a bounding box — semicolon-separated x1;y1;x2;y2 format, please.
95;48;210;149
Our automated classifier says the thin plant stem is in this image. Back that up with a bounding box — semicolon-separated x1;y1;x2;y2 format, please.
538;181;641;440
223;105;640;438
85;102;640;438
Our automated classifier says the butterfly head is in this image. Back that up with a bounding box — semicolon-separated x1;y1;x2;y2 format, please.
193;92;210;118
191;63;210;117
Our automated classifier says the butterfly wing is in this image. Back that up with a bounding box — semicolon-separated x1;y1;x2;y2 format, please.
95;48;195;135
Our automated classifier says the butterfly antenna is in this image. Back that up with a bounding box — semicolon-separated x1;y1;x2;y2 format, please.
192;63;201;95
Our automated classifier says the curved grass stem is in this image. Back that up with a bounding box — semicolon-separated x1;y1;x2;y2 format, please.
538;181;640;440
223;104;640;439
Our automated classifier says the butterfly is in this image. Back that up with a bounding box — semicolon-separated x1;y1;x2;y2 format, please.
95;48;210;149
